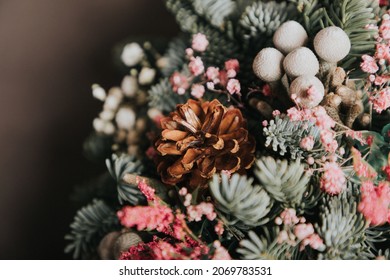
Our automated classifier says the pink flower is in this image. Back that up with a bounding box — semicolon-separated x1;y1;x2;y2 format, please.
190;84;205;99
214;220;224;236
187;202;216;222
272;110;281;117
374;75;389;86
351;147;377;179
262;120;268;127
212;241;231;260
226;79;241;95
227;69;237;78
205;66;220;82
320;162;346;195
191;33;209;52
185;48;194;58
178;187;188;196
379;19;390;40
170;71;189;94
138;179;157;202
188;56;205;76
375;43;390;61
224;59;239;72
304;234;325;251
312;106;335;130
300;136;315;151
294;223;314;240
279;208;299;225
358;181;390;226
320;130;338;153
360;55;379;73
371;88;390;113
345;130;366;145
287;107;303;121
306;85;323;104
118;205;174;233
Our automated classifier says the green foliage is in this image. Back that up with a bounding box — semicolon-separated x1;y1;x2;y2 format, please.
316;193;372;259
289;0;378;72
106;153;145;205
161;36;188;77
253;156;311;208
65;200;120;259
239;1;297;47
148;78;188;113
263;116;322;159
210;173;273;230
237;230;294;260
193;0;237;30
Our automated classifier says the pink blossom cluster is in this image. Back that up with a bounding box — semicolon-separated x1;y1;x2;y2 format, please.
362;11;390;113
169;33;243;100
320;161;346;195
358;181;390;226
275;208;325;252
187;202;217;222
351;147;378;180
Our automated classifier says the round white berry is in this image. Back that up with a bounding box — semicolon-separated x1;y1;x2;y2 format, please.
121;75;138;97
289;76;325;108
314;26;351;63
115;107;136;130
121;43;144;67
138;67;156;85
253;48;285;82
273;21;308;54
91;84;106;101
283;47;319;78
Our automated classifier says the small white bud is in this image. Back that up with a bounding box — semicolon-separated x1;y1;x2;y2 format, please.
91;84;106;101
103;122;116;135
115;107;136;130
121;43;144;67
138;67;156;85
103;95;121;111
99;110;115;121
93;118;105;133
121;75;138;97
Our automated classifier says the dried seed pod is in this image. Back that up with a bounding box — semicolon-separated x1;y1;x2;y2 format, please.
324;105;343;125
249;98;273;118
345;100;364;128
283;47;319;78
335;85;357;107
331;67;347;88
358;113;371;127
113;231;143;259
98;231;121;260
273;20;308;54
253;48;285;82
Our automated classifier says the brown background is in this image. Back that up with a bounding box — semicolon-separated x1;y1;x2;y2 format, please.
0;0;178;259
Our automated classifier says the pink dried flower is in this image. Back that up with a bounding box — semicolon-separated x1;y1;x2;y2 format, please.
294;223;314;240
371;88;390;113
361;55;379;73
218;70;229;87
279;208;299;225
178;187;188;196
379;18;390;40
351;147;377;179
184;193;192;207
374;75;389;86
170;71;189;94
375;43;390;61
345;130;366;145
320;130;338;153
312;106;335;130
186;48;194;57
214;220;224;236
224;59;239;72
227;69;237;78
188;56;205;76
192;33;209;52
300;136;315;151
226;79;241;95
358;181;390;226
190;84;205;99
187;202;216;222
306;85;323;104
287;107;303;121
320;162;346;195
206;82;215;90
118;205;174;233
302;233;325;251
212;241;231;260
206;66;220;82
277;230;289;244
272;110;281;117
137;179;157;202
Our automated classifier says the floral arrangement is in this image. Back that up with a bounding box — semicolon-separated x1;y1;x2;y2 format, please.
66;0;390;260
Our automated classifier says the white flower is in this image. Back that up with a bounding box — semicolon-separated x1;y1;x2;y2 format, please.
115;107;136;130
103;95;121;111
93;118;105;133
121;43;144;67
91;84;106;101
99;110;115;121
138;67;156;85
121;75;138;97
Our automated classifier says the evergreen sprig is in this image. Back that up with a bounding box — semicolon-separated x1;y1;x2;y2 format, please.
210;173;273;230
316;193;372;259
148;78;188;113
253;156;311;208
237;230;294;260
193;0;237;30
161;36;188;77
263;116;322;159
106;153;145;205
65;199;120;259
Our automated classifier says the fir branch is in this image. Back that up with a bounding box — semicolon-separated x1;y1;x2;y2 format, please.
106;153;145;205
263;116;322;159
253;156;311;208
239;1;297;47
65;199;120;259
193;0;237;30
316;193;372;259
210;173;273;230
237;230;295;260
161;36;188;77
148;78;188;113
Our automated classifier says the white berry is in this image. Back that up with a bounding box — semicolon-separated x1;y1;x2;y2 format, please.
289;76;325;108
273;21;308;54
283;47;319;78
253;48;285;82
314;26;351;63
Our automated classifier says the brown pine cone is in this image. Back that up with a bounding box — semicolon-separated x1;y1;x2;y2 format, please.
155;99;255;189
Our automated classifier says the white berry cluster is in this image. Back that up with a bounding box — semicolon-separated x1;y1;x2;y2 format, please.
253;21;351;109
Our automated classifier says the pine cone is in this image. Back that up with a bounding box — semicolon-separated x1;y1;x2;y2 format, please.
155;99;255;189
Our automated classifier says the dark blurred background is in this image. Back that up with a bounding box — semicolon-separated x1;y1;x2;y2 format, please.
0;0;178;259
